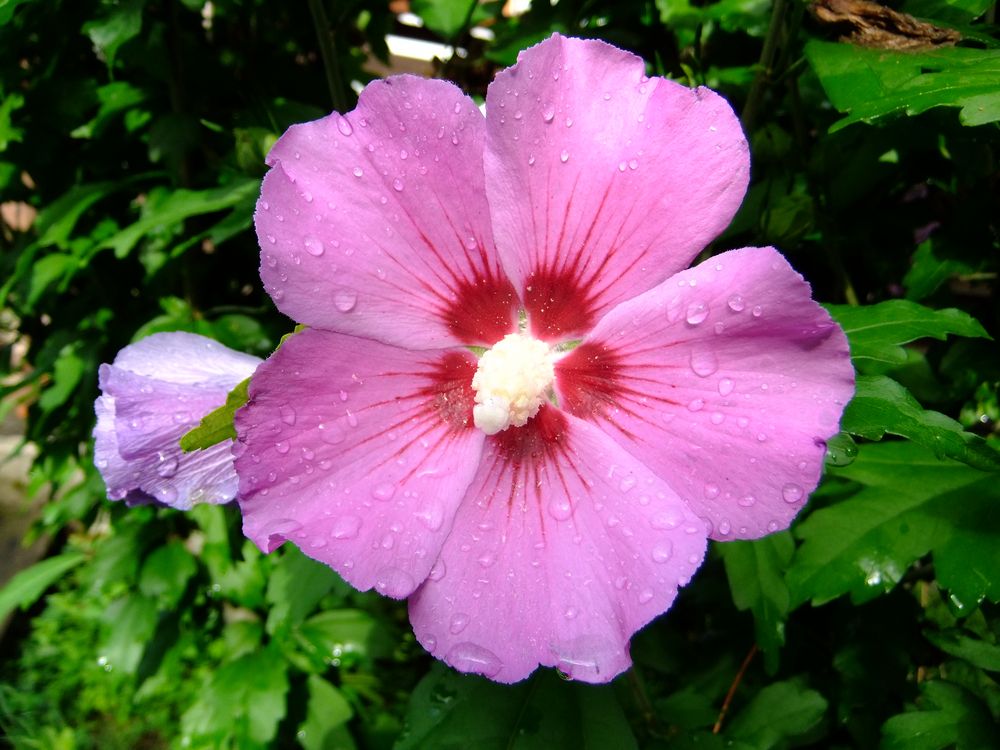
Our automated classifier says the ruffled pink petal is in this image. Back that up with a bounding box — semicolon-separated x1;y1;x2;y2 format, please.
235;329;485;598
555;247;854;541
93;332;260;509
408;407;707;684
257;76;518;349
484;34;749;342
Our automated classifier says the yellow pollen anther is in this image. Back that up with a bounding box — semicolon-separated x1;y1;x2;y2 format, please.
471;333;556;435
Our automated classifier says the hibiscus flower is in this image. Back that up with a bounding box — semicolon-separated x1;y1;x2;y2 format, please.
235;34;854;683
95;332;260;509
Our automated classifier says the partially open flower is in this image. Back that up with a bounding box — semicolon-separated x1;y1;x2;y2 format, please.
94;332;260;509
236;34;854;683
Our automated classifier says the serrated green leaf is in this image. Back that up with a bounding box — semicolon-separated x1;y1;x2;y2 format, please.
827;300;988;366
180;645;289;749
806;41;1000;130
788;442;993;606
925;629;1000;672
842;375;1000;471
298;675;355;750
881;681;999;750
0;552;85;620
719;532;794;670
395;665;637;750
725;678;827;749
139;541;198;609
179;377;249;452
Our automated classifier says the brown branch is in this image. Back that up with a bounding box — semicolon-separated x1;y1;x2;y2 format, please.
712;644;759;734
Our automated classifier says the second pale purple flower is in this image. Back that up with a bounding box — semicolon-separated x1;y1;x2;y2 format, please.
235;34;854;683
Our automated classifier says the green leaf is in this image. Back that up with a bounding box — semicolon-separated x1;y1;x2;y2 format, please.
181;645;290;749
0;552;86;620
826;300;989;366
265;546;341;635
180;377;249;452
70;82;147;139
298;675;355;750
99;593;159;674
139;541;198;609
725;678;828;749
924;629;1000;672
903;241;976;302
410;0;476;40
0;90;24;151
787;442;993;606
841;375;1000;471
881;681;999;750
82;0;145;69
395;665;637;750
296;609;394;671
0;0;35;26
720;532;794;671
806;41;1000;130
37;344;86;413
99;178;258;259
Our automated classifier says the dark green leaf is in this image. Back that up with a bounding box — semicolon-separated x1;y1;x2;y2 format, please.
0;552;85;620
265;546;340;634
180;645;289;749
881;681;999;750
179;377;249;452
139;541;198;609
827;300;988;366
395;665;637;750
925;629;1000;672
725;678;827;749
841;375;1000;471
806;41;1000;130
411;0;476;40
99;593;159;674
298;675;355;750
82;0;145;69
719;532;794;670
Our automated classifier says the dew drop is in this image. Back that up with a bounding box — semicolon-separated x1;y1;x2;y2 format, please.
155;486;178;503
618;475;637;493
727;294;745;312
782;483;805;503
690;349;719;377
651;508;683;529
279;404;297;425
718;378;735;396
375;567;415;598
449;612;471;634
380;533;395;550
651;542;673;563
710;411;725;425
704;483;720;499
274;440;290;454
628;158;638;170
560;150;570;163
352;166;363;178
687;398;704;412
318;422;345;445
372;482;396;501
718;520;732;536
752;305;763;318
738;494;757;507
303;236;324;257
156;454;178;478
331;515;361;539
685;301;709;325
447;642;502;677
392;177;404;192
477;552;496;568
542;107;555;123
638;588;654;604
336;115;353;136
618;161;627;172
333;288;357;312
428;558;447;581
564;606;579;620
548;497;572;521
346;411;359;428
416;502;444;531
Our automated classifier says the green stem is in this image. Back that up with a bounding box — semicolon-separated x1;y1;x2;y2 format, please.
742;0;788;133
306;0;347;112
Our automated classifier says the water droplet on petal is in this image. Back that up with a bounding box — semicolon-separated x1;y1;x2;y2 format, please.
564;606;579;619
449;613;470;634
542;107;555;123
651;508;683;529
155;486;178;503
156;454;178;478
279;404;297;425
333;288;357;312
727;294;745;312
477;552;495;568
738;494;756;507
428;559;447;581
782;483;805;503
372;482;396;501
704;483;720;499
331;515;361;539
274;440;290;454
752;305;763;318
416;502;444;531
686;301;709;325
548;497;572;521
336;115;353;136
718;378;734;396
352;166;363;178
687;398;704;412
690;349;719;377
392;177;404;192
638;588;654;604
718;520;732;536
560;150;570;163
618;475;637;493
303;236;324;256
652;542;673;563
375;567;415;598
447;642;502;677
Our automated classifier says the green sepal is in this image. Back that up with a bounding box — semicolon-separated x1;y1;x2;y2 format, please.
179;377;250;452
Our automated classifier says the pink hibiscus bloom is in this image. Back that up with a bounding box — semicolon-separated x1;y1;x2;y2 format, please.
236;34;854;683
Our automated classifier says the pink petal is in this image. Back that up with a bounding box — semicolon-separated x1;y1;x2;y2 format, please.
94;332;260;509
484;35;749;341
235;329;485;598
408;407;707;684
555;247;855;540
257;76;518;349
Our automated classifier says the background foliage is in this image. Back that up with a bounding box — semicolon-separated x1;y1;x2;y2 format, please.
1;0;998;748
